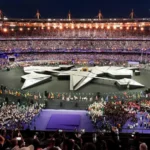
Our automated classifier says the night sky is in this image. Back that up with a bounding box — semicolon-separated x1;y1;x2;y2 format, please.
0;0;149;18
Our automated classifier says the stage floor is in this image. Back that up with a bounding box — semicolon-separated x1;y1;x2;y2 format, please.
25;109;150;133
26;109;95;132
0;67;149;94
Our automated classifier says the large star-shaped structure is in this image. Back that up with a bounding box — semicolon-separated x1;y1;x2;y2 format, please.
21;72;51;89
21;65;144;90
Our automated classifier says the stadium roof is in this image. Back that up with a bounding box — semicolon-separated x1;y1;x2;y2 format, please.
1;18;150;30
1;18;150;23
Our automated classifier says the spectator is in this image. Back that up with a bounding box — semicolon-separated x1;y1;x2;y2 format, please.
82;143;96;150
139;143;148;150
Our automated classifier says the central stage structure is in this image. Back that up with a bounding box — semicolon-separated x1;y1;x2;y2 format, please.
21;65;144;90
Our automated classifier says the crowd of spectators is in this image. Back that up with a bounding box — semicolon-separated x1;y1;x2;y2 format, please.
0;126;148;150
0;28;150;39
0;58;9;70
14;53;147;63
0;40;150;53
0;53;148;70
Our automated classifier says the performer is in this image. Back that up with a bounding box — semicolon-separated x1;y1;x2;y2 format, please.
36;10;41;19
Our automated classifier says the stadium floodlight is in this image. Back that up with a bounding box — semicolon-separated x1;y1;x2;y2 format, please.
113;25;117;30
77;24;80;29
101;26;104;29
89;24;92;29
19;28;23;31
141;27;144;31
3;28;8;32
107;26;110;29
84;24;87;29
120;26;123;30
59;26;63;30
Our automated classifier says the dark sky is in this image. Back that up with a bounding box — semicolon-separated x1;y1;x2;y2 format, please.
0;0;150;18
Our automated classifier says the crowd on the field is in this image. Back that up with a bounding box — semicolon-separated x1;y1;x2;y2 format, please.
0;86;44;131
0;103;40;130
0;40;149;53
88;99;150;132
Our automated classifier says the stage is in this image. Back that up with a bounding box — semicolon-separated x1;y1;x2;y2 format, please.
25;109;95;132
24;109;150;134
0;67;148;94
22;66;143;90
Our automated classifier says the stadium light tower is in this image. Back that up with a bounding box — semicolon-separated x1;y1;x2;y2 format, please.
129;9;134;19
36;10;41;19
68;10;71;20
98;10;103;20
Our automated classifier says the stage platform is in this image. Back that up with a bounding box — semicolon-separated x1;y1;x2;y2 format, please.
27;109;95;132
24;109;150;134
22;65;144;90
0;67;149;95
46;114;81;131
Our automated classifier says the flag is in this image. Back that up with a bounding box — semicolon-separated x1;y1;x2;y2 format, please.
101;97;104;102
15;91;18;96
17;92;20;97
105;95;109;102
48;93;51;99
51;92;54;99
62;94;65;100
39;92;41;99
34;94;37;100
114;95;117;99
57;93;60;99
95;96;98;101
8;90;11;94
137;93;141;99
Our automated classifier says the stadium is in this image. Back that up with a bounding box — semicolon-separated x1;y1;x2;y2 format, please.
0;9;150;150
